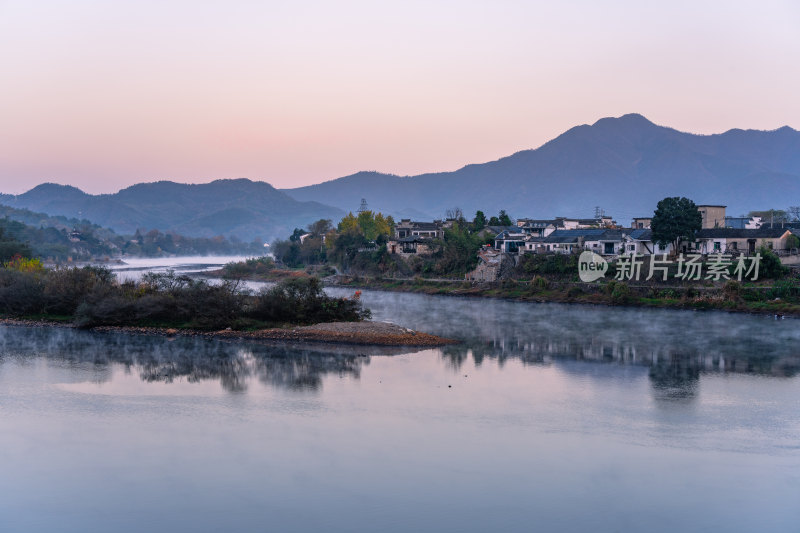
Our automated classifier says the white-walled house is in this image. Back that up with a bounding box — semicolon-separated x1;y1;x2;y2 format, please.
622;229;672;256
694;228;793;254
494;228;527;253
537;229;625;256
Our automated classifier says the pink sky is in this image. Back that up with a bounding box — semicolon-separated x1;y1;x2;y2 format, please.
1;0;799;194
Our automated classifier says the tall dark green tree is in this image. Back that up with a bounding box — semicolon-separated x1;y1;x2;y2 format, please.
498;210;512;226
651;197;702;253
472;210;487;229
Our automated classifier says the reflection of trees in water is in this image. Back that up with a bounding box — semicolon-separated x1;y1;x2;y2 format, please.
361;291;800;387
253;348;370;391
649;354;700;401
437;330;800;400
0;326;391;393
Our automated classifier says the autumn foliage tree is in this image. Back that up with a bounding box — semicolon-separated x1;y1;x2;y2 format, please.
336;211;394;242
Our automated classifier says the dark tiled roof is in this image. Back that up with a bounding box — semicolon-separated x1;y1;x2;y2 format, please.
407;222;440;231
518;219;557;226
398;236;433;243
543;234;581;244
542;229;623;244
627;229;652;240
695;228;790;239
494;228;527;240
487;225;520;234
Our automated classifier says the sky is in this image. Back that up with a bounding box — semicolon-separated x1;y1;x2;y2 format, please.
1;0;799;194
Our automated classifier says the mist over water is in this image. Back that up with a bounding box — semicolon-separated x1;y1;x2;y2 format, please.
1;258;799;532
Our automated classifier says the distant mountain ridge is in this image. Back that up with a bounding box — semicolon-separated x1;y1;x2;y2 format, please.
3;114;799;240
0;179;344;242
284;114;800;221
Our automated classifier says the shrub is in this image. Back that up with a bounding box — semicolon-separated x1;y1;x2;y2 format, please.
4;255;44;273
757;246;788;279
518;254;578;276
723;280;741;299
610;282;631;304
531;275;549;290
766;280;800;300
43;266;115;315
222;256;275;278
604;280;618;296
567;285;583;298
1;267;370;329
0;268;45;315
250;277;369;324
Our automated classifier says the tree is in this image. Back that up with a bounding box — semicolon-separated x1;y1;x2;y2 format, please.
472;210;487;229
446;207;464;222
651;197;702;253
498;210;512;226
788;206;800;222
289;228;306;242
748;209;788;226
434;221;486;276
0;224;32;263
307;219;333;237
337;213;360;235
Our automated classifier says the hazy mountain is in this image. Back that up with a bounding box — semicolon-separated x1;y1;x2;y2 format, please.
4;114;798;239
0;179;344;242
284;114;800;222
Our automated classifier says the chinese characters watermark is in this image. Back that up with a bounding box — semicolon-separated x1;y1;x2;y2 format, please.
580;252;762;282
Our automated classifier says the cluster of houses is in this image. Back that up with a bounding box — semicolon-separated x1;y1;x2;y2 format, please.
384;206;800;281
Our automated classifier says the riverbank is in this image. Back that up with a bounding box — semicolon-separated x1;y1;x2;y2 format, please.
0;317;457;347
326;276;800;317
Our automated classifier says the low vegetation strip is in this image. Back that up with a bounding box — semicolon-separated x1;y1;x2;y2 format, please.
330;276;800;316
0;263;369;330
1;318;455;347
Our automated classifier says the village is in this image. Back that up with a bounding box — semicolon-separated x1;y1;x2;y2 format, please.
384;204;800;282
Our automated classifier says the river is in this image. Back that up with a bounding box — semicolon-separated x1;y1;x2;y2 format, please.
1;257;798;532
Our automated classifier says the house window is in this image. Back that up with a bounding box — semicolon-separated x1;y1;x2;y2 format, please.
628;245;635;251
714;242;721;252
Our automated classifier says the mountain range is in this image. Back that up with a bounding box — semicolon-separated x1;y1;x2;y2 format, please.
285;113;800;222
0;179;343;242
2;113;799;241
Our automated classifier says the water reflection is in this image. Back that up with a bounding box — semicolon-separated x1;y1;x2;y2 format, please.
0;326;424;392
452;331;799;401
3;288;800;396
2;314;798;400
327;288;800;398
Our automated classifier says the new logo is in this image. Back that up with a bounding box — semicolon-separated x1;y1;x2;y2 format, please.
578;251;608;282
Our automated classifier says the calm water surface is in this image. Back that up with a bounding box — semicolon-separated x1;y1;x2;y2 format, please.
1;259;799;532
